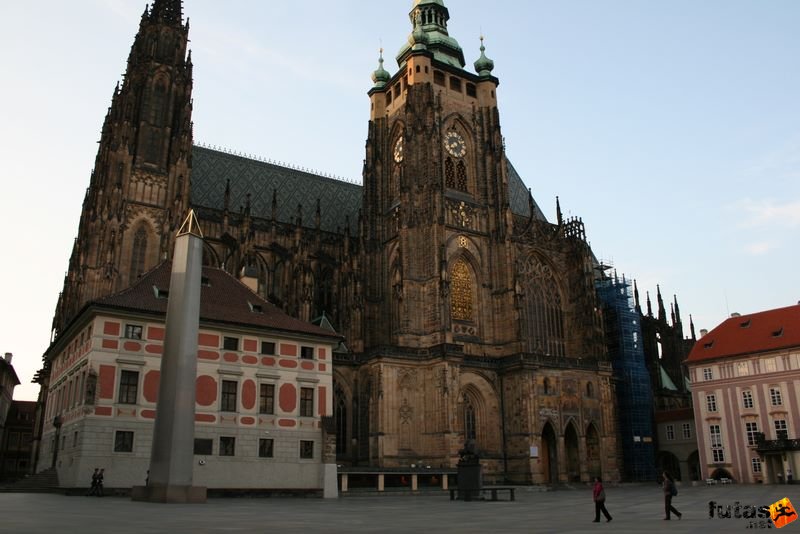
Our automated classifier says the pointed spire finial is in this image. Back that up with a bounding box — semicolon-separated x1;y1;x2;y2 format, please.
556;196;563;225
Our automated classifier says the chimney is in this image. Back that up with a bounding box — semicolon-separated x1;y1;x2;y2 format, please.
699;329;708;338
730;312;741;318
4;352;12;364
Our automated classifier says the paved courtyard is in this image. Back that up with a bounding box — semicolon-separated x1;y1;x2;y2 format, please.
1;483;798;533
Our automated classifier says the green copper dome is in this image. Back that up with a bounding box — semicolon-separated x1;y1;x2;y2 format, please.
397;0;465;69
473;36;495;78
371;49;390;88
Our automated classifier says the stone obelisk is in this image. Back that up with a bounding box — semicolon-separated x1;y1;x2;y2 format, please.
133;210;206;503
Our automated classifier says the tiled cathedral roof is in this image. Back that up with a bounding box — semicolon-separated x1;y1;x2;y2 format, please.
190;146;548;231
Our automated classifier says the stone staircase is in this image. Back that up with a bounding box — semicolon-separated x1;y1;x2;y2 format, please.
0;468;60;493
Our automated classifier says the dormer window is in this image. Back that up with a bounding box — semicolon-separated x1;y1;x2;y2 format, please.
249;302;263;314
740;319;751;328
153;286;169;299
772;327;784;337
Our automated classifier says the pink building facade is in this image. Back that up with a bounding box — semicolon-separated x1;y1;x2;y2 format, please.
687;304;800;484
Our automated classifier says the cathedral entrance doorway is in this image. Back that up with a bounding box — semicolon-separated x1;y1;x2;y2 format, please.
565;422;580;482
541;422;558;484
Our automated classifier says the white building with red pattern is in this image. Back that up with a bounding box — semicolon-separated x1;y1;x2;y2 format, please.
37;262;340;492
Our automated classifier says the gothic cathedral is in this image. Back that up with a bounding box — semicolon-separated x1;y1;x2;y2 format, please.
52;0;620;483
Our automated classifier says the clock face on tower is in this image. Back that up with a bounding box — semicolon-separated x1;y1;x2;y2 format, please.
444;131;466;158
393;136;404;163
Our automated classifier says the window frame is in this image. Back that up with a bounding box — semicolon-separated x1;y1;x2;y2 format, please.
299;440;314;459
259;383;275;415
124;324;143;340
113;430;134;453
260;341;276;355
222;336;239;351
751;457;762;473
705;393;717;413
742;390;754;409
703;367;713;381
259;438;274;458
682;423;691;440
221;380;238;412
665;424;675;441
194;438;213;455
770;387;783;406
118;369;139;405
300;387;314;417
745;421;760;446
219;436;236;457
300;346;314;360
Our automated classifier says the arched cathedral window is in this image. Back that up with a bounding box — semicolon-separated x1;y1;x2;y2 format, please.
456;161;468;192
451;259;473;321
334;386;348;455
519;256;566;357
464;395;477;441
445;158;455;189
130;227;148;280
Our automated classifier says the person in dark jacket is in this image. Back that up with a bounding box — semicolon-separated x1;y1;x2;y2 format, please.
592;476;612;522
662;471;681;520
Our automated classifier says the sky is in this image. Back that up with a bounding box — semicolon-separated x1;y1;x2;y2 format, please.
1;0;798;402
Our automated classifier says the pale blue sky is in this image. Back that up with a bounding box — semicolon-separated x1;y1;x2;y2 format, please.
1;0;798;401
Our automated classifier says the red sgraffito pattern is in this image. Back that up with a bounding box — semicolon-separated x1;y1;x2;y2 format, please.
141;409;156;419
198;333;219;347
318;385;327;416
196;413;216;423
196;375;217;406
145;344;163;355
147;326;165;341
143;370;160;403
280;343;297;357
103;322;120;336
278;419;297;428
101;339;119;350
261;357;276;367
279;383;297;413
319;363;327;372
123;341;141;352
116;408;136;417
300;361;315;371
279;359;298;369
98;365;115;399
240;416;255;425
94;406;112;416
243;339;257;352
242;355;258;365
242;379;256;410
319;347;327;360
198;350;219;361
223;352;238;363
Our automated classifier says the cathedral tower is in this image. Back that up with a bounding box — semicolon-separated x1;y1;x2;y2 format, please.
53;0;193;337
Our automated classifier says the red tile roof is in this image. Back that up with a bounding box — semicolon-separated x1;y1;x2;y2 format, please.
94;261;341;341
686;304;800;364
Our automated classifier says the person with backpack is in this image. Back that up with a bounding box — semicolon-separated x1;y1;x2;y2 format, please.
592;476;613;522
661;471;682;520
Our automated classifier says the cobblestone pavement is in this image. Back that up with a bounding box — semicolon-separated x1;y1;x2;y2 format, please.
2;483;799;533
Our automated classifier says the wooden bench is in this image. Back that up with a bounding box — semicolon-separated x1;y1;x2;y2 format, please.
449;486;515;501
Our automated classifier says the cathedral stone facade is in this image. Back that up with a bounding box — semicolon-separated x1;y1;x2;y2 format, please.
51;0;620;484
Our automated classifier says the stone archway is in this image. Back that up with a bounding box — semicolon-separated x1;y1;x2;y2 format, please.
657;450;682;481
687;450;700;481
541;422;558;484
564;422;580;482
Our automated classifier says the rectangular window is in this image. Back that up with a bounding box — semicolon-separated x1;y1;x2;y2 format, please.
194;438;213;455
742;390;754;409
259;438;274;458
666;425;675;440
466;83;477;97
449;77;462;92
774;419;788;439
114;430;134;452
73;431;79;448
259;383;275;414
118;370;139;404
124;324;143;340
300;387;314;417
300;440;314;459
745;422;760;446
223;336;239;351
705;394;717;413
682;423;691;439
219;436;235;456
260;341;276;355
703;368;713;381
770;387;783;406
221;380;238;412
300;346;314;360
709;424;724;462
752;457;762;473
433;70;445;86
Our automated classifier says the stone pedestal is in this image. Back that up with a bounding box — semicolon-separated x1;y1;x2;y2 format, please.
456;463;482;501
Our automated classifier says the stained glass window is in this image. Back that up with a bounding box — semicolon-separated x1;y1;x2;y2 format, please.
451;260;472;321
445;158;455;189
456;160;468;191
131;227;148;279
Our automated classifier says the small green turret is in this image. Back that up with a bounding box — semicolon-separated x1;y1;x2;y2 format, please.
371;48;391;89
473;36;495;78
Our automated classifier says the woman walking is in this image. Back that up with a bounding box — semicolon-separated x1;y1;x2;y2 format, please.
662;471;681;520
592;476;612;522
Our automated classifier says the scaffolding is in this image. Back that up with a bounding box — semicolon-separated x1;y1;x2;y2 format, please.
596;271;657;482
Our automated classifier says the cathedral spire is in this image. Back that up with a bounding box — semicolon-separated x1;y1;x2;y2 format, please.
656;284;666;322
646;291;653;317
633;279;641;313
689;314;696;341
150;0;183;25
398;0;465;68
